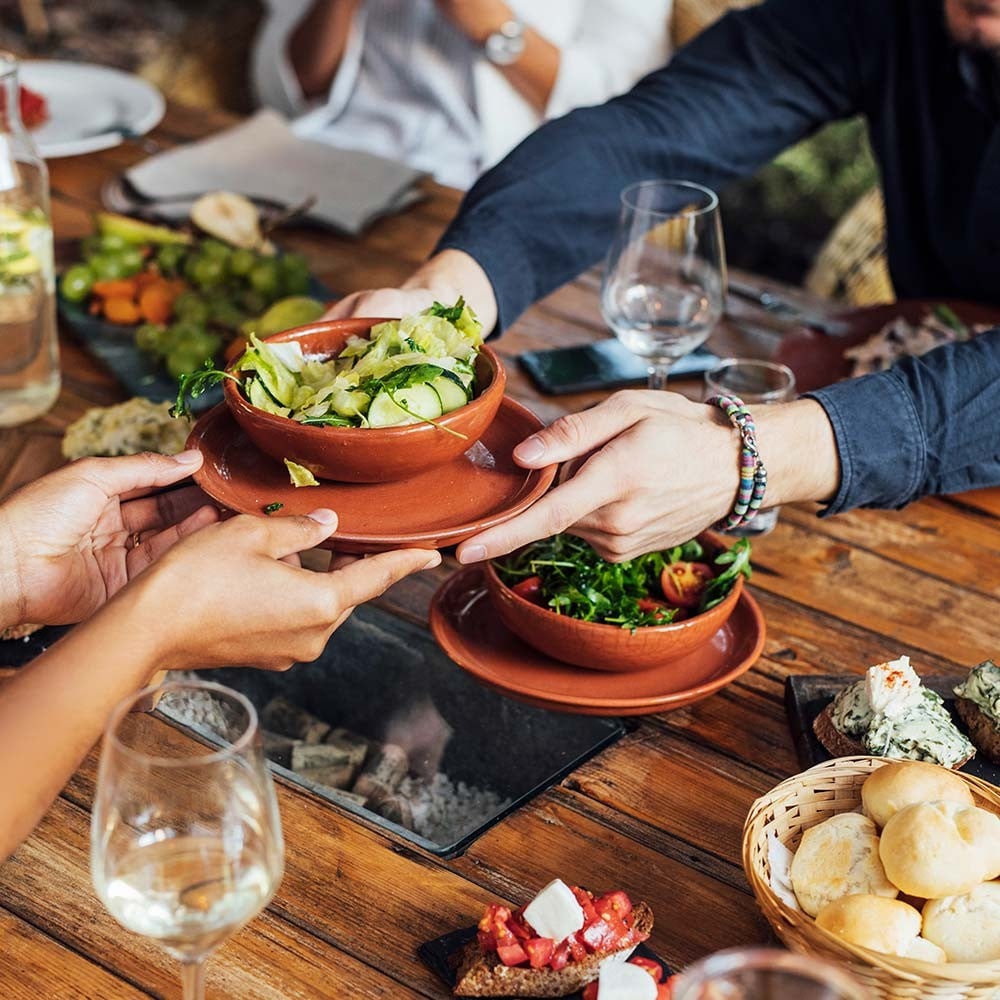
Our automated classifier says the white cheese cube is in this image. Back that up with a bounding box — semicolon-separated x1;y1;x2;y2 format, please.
597;959;658;1000
522;879;585;943
866;656;922;719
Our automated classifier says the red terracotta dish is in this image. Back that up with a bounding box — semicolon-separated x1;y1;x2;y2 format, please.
482;535;744;673
224;318;506;483
429;566;765;716
187;398;557;554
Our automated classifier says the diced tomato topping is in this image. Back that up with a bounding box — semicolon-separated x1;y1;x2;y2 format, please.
511;575;544;604
570;885;599;924
568;932;588;963
596;891;633;921
581;917;625;953
657;977;676;999
549;942;571;971
496;941;529;967
629;956;664;982
581;983;600;1000
524;936;555;969
660;561;713;609
477;903;512;951
507;911;532;942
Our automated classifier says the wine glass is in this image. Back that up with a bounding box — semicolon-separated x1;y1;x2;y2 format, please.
91;680;284;1000
601;179;726;389
671;948;871;999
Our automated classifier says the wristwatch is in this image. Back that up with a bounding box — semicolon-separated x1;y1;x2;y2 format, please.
484;18;526;66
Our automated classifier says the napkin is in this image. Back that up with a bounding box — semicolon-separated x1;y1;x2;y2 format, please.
125;110;424;235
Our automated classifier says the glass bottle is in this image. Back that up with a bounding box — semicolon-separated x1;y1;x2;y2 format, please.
0;51;59;426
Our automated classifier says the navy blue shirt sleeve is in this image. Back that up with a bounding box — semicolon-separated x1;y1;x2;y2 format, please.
438;0;885;332
806;330;1000;514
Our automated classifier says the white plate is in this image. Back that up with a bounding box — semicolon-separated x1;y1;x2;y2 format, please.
19;61;164;158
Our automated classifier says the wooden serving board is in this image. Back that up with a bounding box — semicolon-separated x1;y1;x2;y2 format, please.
784;674;1000;786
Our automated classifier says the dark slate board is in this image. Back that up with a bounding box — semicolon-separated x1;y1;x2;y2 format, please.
785;673;1000;786
418;925;668;996
57;272;333;413
0;625;71;667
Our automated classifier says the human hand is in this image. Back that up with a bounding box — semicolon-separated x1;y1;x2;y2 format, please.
324;250;499;332
456;391;742;563
125;510;441;672
0;451;218;629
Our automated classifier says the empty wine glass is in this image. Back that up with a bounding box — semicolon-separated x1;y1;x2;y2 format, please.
91;680;284;1000
601;180;726;389
671;948;871;999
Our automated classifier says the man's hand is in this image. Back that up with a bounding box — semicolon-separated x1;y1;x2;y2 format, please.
0;451;216;628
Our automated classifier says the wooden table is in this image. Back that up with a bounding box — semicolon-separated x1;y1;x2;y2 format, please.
3;104;1000;999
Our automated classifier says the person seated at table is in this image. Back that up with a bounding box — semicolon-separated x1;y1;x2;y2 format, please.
251;0;672;188
0;449;439;863
325;0;1000;560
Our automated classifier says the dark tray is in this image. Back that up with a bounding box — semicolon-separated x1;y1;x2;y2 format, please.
785;673;1000;785
419;925;668;996
57;272;332;412
0;625;71;667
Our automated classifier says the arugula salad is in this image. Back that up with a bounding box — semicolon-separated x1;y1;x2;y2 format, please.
495;534;752;630
173;298;483;429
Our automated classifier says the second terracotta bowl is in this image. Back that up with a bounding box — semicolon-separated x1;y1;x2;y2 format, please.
483;536;744;673
223;317;506;483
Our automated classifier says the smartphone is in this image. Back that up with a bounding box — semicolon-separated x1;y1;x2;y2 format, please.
518;339;719;395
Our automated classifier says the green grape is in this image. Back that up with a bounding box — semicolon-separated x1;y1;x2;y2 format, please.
208;298;246;330
229;247;256;277
172;294;210;325
239;288;266;315
199;238;232;262
59;263;94;303
119;247;145;276
192;255;228;289
167;348;211;380
248;260;280;301
99;233;129;253
134;323;168;356
89;254;130;280
278;253;310;295
156;243;186;277
80;235;102;261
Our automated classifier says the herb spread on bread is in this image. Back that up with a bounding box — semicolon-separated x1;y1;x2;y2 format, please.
954;660;1000;725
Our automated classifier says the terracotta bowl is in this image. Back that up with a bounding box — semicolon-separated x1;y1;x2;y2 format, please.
223;317;506;483
483;535;745;673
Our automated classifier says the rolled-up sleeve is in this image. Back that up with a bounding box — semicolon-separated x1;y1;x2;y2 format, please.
806;329;1000;513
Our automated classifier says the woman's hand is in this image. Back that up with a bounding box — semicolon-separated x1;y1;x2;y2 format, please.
455;391;840;563
117;509;441;673
0;451;217;629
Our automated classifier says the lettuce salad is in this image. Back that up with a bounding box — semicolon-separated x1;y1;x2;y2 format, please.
173;298;483;430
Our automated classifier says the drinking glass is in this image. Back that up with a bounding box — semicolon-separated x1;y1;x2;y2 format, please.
671;948;872;1000
704;358;796;536
92;680;284;1000
601;180;726;389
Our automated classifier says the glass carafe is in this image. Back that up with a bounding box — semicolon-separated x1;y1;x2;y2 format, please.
0;51;58;426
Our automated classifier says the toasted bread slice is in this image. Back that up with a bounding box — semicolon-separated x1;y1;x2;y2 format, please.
955;697;1000;765
453;902;654;998
813;704;866;758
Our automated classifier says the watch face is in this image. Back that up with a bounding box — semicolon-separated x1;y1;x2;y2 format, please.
486;21;526;65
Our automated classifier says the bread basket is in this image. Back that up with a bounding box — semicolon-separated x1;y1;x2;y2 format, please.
743;756;1000;999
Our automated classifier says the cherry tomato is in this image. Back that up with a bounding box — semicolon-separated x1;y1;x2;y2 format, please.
511;575;544;604
660;561;713;609
636;596;673;623
629;956;664;982
582;983;600;1000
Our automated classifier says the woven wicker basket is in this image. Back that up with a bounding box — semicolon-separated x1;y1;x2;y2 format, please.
743;756;1000;999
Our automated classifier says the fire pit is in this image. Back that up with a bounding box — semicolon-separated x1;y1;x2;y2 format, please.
160;603;623;856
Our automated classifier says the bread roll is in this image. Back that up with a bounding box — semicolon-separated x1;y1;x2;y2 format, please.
880;801;1000;898
815;894;946;962
922;880;1000;962
790;813;898;917
862;761;974;829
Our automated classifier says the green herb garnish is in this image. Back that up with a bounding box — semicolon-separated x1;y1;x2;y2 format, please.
494;534;751;630
933;303;970;340
427;296;467;323
262;502;283;515
171;360;239;418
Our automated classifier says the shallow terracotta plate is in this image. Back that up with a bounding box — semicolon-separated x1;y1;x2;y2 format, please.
429;566;766;716
187;399;557;554
776;299;1000;394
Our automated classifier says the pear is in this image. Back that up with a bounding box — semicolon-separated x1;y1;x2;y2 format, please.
240;296;326;338
190;191;273;252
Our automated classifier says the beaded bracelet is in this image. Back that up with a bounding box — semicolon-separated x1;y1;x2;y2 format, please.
706;392;768;531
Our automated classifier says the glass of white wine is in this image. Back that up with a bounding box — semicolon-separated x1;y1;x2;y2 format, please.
601;180;726;389
92;680;284;1000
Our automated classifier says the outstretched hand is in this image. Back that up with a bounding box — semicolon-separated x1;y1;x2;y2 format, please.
0;451;217;628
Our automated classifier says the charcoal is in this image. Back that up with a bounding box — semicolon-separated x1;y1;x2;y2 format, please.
260;729;299;769
352;742;409;799
261;696;330;744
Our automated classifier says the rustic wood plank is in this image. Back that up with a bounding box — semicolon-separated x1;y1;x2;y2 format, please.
0;908;151;999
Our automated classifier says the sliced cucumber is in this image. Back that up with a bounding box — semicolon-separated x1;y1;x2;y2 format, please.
367;384;443;427
431;375;468;413
248;377;290;417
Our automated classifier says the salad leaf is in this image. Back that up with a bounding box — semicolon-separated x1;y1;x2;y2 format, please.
171;360;239;418
699;538;752;611
284;459;319;487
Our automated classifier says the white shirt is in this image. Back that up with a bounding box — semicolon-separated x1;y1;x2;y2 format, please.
253;0;672;189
